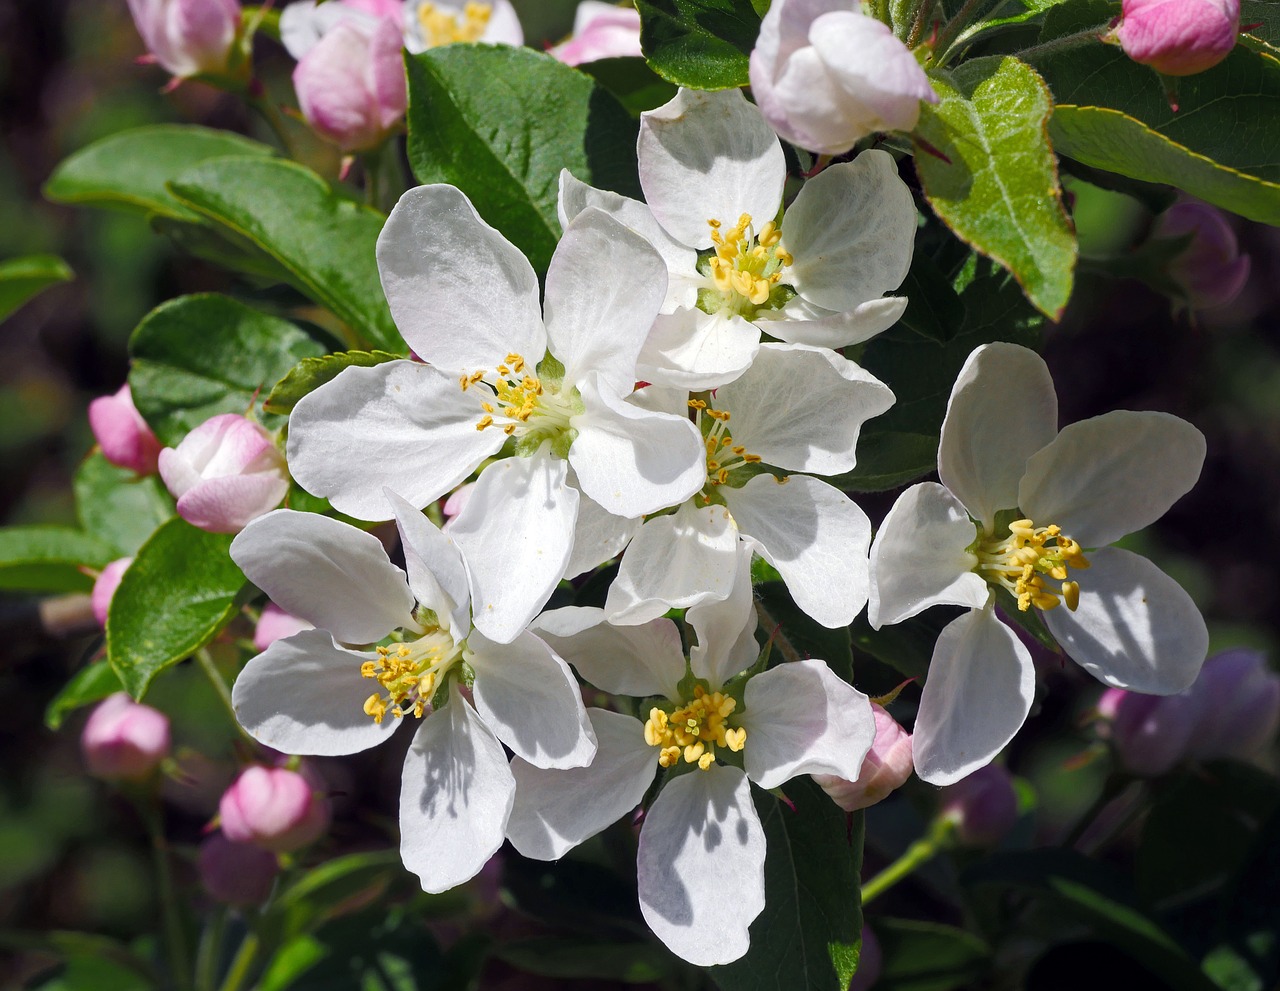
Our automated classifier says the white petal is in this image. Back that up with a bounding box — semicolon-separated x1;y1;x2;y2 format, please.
232;629;397;755
230;509;416;644
377;184;544;372
636;309;761;391
724;474;870;628
468;629;597;769
507;708;656;860
1019;410;1206;548
570;374;705;518
715;342;894;475
638;89;785;248
782;150;915;313
688;542;759;688
912;607;1035;786
768;294;908;349
938;342;1058;531
1044;547;1207;695
637;764;765;966
449;453;578;644
562;471;639;580
387;490;471;639
481;0;524;44
532;607;687;700
399;682;515;893
741;659;876;789
867;482;988;628
288;360;503;521
544;208;668;395
606;504;740;624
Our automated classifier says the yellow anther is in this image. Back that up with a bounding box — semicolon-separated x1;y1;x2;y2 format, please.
684;742;705;764
417;0;492;47
698;752;715;771
1062;581;1080;611
725;727;747;752
976;517;1090;613
476;415;493;431
688;398;708;409
659;746;681;768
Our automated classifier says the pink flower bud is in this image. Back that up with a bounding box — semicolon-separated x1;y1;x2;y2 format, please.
126;0;242;79
92;557;133;629
219;766;330;853
88;385;163;475
198;834;280;905
1115;0;1239;76
939;763;1018;846
81;692;171;780
850;925;882;991
158;414;289;534
1153;200;1251;309
1186;649;1280;760
253;603;315;652
814;704;913;811
551;2;643;66
749;0;938;155
293;18;408;153
1095;687;1207;776
442;481;476;520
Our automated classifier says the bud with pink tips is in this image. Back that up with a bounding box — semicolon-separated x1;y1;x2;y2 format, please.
1153;200;1251;310
157;413;289;534
91;557;133;629
219;765;330;853
1114;0;1240;76
88;385;163;475
81;692;171;781
551;2;643;66
253;603;315;652
814;703;914;811
126;0;243;80
939;763;1018;846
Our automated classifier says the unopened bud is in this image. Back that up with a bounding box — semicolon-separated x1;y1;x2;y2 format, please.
81;693;170;780
1095;686;1206;776
253;603;315;652
219;766;330;853
550;2;643;66
88;385;163;475
1186;649;1280;760
939;763;1018;846
814;704;913;811
1114;0;1240;76
198;834;280;905
1153;200;1251;309
91;557;132;629
126;0;242;79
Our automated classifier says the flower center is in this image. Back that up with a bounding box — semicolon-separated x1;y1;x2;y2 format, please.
413;1;492;47
689;399;762;497
696;213;794;320
460;353;582;457
360;627;464;723
643;685;747;771
975;518;1091;612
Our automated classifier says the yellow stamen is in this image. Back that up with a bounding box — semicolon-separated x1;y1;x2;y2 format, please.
416;1;492;47
642;686;747;771
975;517;1090;612
359;629;463;724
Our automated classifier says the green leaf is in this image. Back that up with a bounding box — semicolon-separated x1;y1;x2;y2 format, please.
106;518;246;698
44;662;124;731
406;45;640;273
898;252;965;345
168;159;402;350
850;609;955;681
833;430;939;493
635;0;762;89
914;56;1076;320
711;781;863;991
579;56;680;116
264;350;401;415
492;938;673;983
0;255;73;322
43;124;274;220
261;850;409;946
0;526;116;593
128;293;325;446
875;918;991;991
74;453;173;556
755;581;853;683
1030;3;1280;224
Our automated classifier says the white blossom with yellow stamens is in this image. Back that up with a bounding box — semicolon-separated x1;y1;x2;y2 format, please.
288;186;705;644
280;0;522;62
228;497;596;894
868;342;1209;785
505;545;876;965
558;86;917;390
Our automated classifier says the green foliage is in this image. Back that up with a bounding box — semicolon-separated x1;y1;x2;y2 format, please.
756;580;854;683
492;938;675;983
578;57;680;116
168;159;402;350
106;518;246;698
128;294;325;446
915;57;1077;320
406;45;641;273
874;918;992;991
0;255;73;322
44;662;124;731
0;526;117;593
74;453;173;556
265;350;401;415
635;0;763;90
711;783;864;991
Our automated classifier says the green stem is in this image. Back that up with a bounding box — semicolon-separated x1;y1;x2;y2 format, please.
216;932;260;991
753;600;802;665
932;0;996;64
1014;22;1111;62
196;649;255;745
248;95;295;158
142;796;193;990
861;820;953;905
907;0;938;49
363;147;384;210
195;908;228;991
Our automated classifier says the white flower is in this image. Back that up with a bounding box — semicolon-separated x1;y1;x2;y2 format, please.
559;87;917;390
604;341;894;629
505;547;875;965
280;0;522;60
868;342;1209;785
288;186;705;644
228;497;596;893
750;0;938;156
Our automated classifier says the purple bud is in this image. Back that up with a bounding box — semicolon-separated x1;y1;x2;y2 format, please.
814;704;913;811
1186;649;1280;760
198;834;280;905
126;0;242;79
939;763;1018;846
88;385;163;475
81;692;171;780
1094;686;1207;776
91;557;132;629
219;766;330;853
253;603;315;652
1153;200;1251;309
1115;0;1240;76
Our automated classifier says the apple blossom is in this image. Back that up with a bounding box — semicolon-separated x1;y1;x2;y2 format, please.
126;0;241;79
749;0;938;156
1114;0;1239;76
813;702;913;811
560;87;917;389
91;557;132;629
228;501;596;892
88;385;162;475
158;413;289;534
869;342;1208;784
81;693;170;781
550;2;643;65
280;0;522;60
219;766;330;853
288;186;705;643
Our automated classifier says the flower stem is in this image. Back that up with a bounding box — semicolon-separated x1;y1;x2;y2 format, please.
142;795;193;990
861;819;953;905
247;94;295;158
1014;22;1111;62
932;0;998;64
216;932;260;991
907;0;938;49
195;908;228;991
196;649;254;745
754;600;802;665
